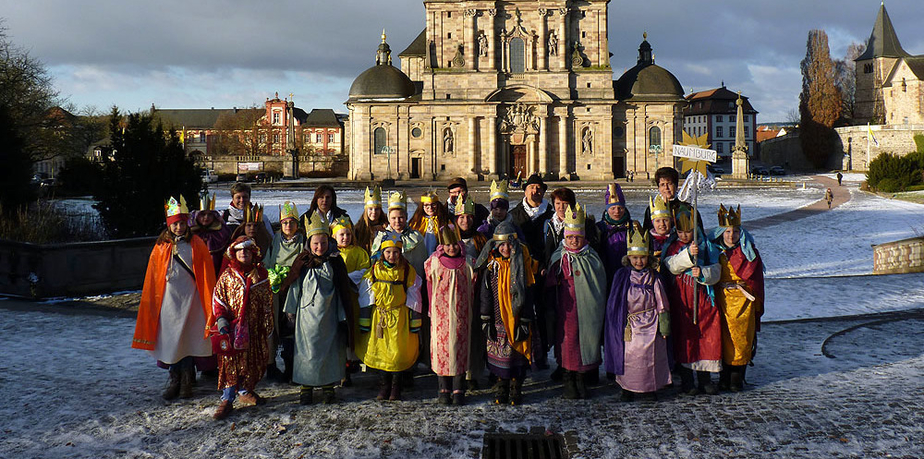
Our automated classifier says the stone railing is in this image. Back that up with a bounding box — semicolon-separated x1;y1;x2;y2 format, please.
873;236;924;275
0;237;155;299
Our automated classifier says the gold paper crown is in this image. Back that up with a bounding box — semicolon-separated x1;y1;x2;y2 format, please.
305;212;330;238
674;204;694;232
388;190;407;211
244;204;264;224
419;190;439;204
279;201;299;221
379;231;403;250
364;186;382;208
199;193;216;211
717;204;742;227
331;215;353;236
165;196;189;218
438;225;460;246
455;196;475;216
626;221;651;256
490;180;509;202
649;195;671;220
563;203;586;235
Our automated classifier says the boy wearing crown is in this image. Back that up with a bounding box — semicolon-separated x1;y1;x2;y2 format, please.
424;225;476;405
409;191;452;256
596;184;631;288
545;203;607;399
371;191;426;277
209;236;275;420
134;196;217;401
708;205;764;392
476;221;538;405
282;213;355;405
604;221;672;401
263;201;306;383
190;193;232;276
357;232;423;401
662;203;723;395
354;186;388;253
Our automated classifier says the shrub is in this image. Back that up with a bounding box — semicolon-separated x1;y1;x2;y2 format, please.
867;152;922;192
0;200;102;243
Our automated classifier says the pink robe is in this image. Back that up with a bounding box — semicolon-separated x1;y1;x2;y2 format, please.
425;246;474;377
614;268;672;393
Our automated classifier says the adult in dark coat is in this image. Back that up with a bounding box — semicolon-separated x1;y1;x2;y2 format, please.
643;167;703;232
300;185;349;225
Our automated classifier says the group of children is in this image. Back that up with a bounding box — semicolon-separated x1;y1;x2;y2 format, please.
133;168;765;420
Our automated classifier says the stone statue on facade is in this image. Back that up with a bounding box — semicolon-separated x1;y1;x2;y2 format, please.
582;127;593;154
548;31;559;56
478;33;488;57
444;128;454;153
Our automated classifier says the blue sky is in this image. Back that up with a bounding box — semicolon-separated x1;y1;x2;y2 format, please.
2;0;921;122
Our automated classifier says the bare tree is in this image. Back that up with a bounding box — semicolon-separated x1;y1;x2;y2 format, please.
834;41;866;122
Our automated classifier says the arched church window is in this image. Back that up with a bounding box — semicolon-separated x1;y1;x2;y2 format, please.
649;126;661;152
374;127;386;154
510;38;525;73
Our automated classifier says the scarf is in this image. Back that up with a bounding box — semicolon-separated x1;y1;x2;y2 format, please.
435;243;467;270
521;198;549;220
603;210;630;227
475;239;527;321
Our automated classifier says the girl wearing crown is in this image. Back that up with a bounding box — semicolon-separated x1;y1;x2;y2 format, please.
648;195;674;269
545;203;607;400
263;201;306;383
596;184;631;289
708;205;764;392
604;221;672;401
476;221;538;405
209;236;274;420
354;186;388;253
477;180;523;240
331;215;370;386
189;193;232;276
452;196;488;388
225;204;272;273
409;191;452;256
133;196;217;401
371;191;426;277
281;214;355;405
662;203;723;396
356;232;423;401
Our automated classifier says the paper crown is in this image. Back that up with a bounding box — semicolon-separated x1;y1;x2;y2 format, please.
419;190;439;204
244;204;264;224
605;184;625;208
674;203;695;232
280;201;299;222
626;221;651;256
305;212;330;238
364;186;382;208
165;196;189;225
490;180;509;202
379;231;404;250
199;193;216;211
331;215;353;236
388;190;407;211
455;196;475;216
563;203;586;237
649;195;671;221
718;204;742;227
438;225;460;246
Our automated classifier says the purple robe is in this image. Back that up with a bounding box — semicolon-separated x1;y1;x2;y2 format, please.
189;210;232;276
596;219;629;285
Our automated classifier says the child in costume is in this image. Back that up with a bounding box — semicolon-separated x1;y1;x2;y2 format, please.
596;184;631;287
604;221;672;401
357;232;423;401
225;204;272;272
210;236;274;420
283;214;355;405
371;191;426;277
133;196;217;400
476;221;538;405
331;215;370;386
648;195;674;268
424;225;475;405
478;180;522;240
545;203;607;399
354;186;388;253
189;193;231;276
454;196;487;388
662;203;722;395
708;205;765;392
223;181;273;236
263;201;306;382
409;190;452;256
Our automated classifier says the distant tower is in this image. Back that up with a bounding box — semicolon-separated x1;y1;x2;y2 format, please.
731;93;750;179
854;3;908;123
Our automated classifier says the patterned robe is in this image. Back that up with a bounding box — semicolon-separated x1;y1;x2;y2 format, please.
425;246;475;376
212;265;274;391
480;250;536;380
715;245;764;366
663;239;722;372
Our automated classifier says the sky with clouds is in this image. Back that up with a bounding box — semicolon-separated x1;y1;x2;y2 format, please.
2;0;921;122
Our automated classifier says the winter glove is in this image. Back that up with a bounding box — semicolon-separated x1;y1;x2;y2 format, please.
216;317;231;335
409;310;422;334
658;312;671;338
481;315;497;341
513;318;530;342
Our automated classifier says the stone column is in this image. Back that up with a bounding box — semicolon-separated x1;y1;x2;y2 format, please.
486;9;497;71
558;8;568;70
488;115;498;178
558;114;568;179
539;113;548;177
538;9;547;71
468;116;477;175
465;9;477;71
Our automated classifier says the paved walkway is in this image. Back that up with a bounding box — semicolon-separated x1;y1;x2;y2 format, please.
748;176;850;231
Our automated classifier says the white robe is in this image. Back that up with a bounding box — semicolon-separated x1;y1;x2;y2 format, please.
150;240;212;364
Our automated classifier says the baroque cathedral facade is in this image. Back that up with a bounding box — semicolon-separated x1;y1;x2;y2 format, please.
346;0;686;181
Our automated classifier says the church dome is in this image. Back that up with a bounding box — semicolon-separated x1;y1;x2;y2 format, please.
348;33;416;101
615;36;684;101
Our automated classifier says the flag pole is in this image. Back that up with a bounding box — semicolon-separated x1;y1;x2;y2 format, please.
692;170;700;325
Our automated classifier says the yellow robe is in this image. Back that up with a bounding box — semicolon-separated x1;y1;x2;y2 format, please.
716;254;759;366
355;261;421;372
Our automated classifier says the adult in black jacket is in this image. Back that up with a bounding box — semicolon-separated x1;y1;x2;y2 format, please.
300;185;349;225
509;174;554;269
446;177;490;225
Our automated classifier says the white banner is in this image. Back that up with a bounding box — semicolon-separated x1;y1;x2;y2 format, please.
672;145;717;163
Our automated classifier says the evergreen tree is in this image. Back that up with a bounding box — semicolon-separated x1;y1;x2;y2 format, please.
93;108;202;238
0;103;34;213
799;30;843;169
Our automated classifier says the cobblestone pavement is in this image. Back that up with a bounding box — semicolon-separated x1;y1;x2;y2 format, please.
0;301;921;458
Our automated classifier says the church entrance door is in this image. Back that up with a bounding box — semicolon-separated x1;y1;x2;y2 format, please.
509;144;527;179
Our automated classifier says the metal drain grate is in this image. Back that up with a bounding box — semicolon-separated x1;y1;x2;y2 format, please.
482;432;568;459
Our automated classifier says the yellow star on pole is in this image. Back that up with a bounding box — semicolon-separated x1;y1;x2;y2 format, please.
679;131;712;176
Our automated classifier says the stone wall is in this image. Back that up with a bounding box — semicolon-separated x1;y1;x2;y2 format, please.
873;237;924;275
757;135;815;170
835;124;924;171
0;237;155;299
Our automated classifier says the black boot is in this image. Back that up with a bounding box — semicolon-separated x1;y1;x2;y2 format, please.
562;370;578;400
575;371;588;399
729;365;745;392
389;374;402;401
299;386;313;405
550;366;563;382
584;369;599;385
718;367;731;391
437;376;452;405
698;371;718;395
619;388;634;402
679;367;698;396
321;386;336;404
377;373;393;402
509;378;524;405
162;368;181;400
451;375;466;405
281;337;295;384
179;365;195;399
494;378;510;405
